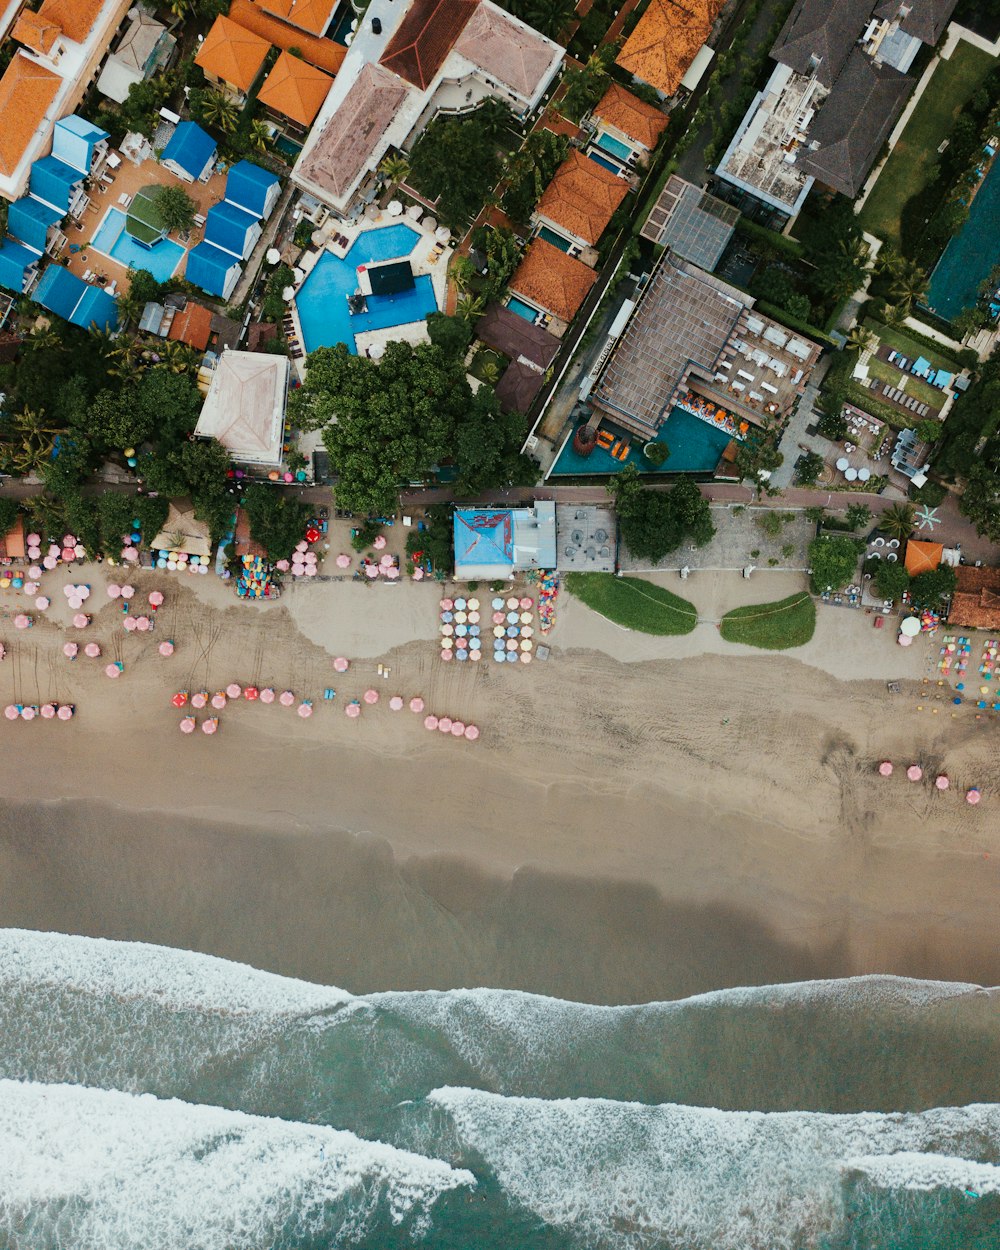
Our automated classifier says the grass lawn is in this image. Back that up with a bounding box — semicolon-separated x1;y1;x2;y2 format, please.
719;592;816;650
864;357;944;411
858;42;995;245
565;573;697;635
863;318;961;372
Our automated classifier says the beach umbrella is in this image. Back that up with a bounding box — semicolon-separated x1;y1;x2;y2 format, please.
413;567;424;581
260;688;275;704
454;597;467;611
298;701;313;718
450;720;465;736
47;544;60;558
121;585;135;599
379;554;393;568
467;598;480;611
507;611;519;624
23;582;37;596
62;533;75;548
76;585;90;601
507;597;519;610
244;686;259;701
211;693;227;710
42;555;58;570
35;596;49;610
441;624;454;637
520;652;532;663
280;690;295;706
158;641;175;657
107;582;123;600
365;563;379;579
409;697;424;713
492;612;504;625
441;646;453;660
123;616;138;632
520;639;533;652
441;611;454;623
336;554;351;568
389;695;404;711
26;532;39;546
520;597;533;610
491;598;504;610
56;704;73;720
423;715;439;731
440;599;454;611
14;614;30;629
21;706;36;721
3;706;18;720
967;788;981;805
171;692;188;708
304;565;318;577
935;775;950;790
520;626;533;638
68;597;83;611
224;682;242;699
40;704;56;719
191;692;207;709
464;724;479;741
84;642;101;658
878;761;893;777
373;535;387;550
148;590;164;607
61;547;75;562
906;765;923;782
202;718;218;735
28;564;42;580
467;611;480;624
122;547;138;562
179;716;195;734
105;663;121;679
438;716;453;733
72;613;89;628
363;688;379;704
333;657;349;673
63;642;78;658
493;626;505;638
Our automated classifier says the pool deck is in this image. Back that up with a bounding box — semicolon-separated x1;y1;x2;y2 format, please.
290;206;453;377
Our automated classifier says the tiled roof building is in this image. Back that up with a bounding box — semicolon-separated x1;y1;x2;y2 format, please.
258;50;333;127
380;0;478;89
593;82;668;150
255;0;338;35
509;238;597;323
228;0;346;75
617;0;723;97
195;15;271;94
534;150;628;247
0;56;62;179
452;3;559;98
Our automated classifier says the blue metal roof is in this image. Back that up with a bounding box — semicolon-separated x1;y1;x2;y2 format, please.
29;157;82;212
52;115;108;175
185;241;240;296
35;265;118;332
204;200;259;259
73;285;119;333
0;239;37;294
161;122;216;180
454;509;515;570
224;160;280;218
8;197;62;253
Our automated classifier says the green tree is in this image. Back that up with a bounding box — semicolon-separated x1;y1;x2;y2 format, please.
88;388;154;450
559;47;617;122
795;451;824;486
644;441;670;467
453;386;536;496
155;184;196;233
959;461;1000;543
909;566;957;607
880;502;915;542
126;267;161;309
408;102;513;228
914;418;942;444
455;293;485;323
248;120;271;154
874;560;910;601
733;421;784;487
888;257;927;311
845;502;871;531
501;129;569;224
502;0;576;39
135;368;203;444
426;312;473;357
0;497;19;536
379;153;410;186
482;227;521;301
609;467;715;561
197;89;239;135
807;534;863;593
97;492;139;551
845;325;877;354
121;78;172;137
242;483;310;561
0;408;60;476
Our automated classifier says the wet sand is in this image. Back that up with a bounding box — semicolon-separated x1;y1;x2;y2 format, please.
0;567;998;1002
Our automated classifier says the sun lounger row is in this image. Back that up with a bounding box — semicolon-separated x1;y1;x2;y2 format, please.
880;384;930;417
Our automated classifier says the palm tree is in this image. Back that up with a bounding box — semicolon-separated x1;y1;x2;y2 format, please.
450;255;475;293
889;258;927;310
880;502;915;542
380;154;410;187
248;120;271;154
106;336;143;380
200;90;239;135
480;360;501;384
1;408;60;476
154;341;200;375
455;294;485;323
845;325;876;355
25;326;63;353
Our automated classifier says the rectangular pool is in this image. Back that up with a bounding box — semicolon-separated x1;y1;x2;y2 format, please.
588;151;622;175
89;208;185;283
926;155;1000;321
506;296;539;322
537;225;572;252
595;131;633;162
549;407;733;477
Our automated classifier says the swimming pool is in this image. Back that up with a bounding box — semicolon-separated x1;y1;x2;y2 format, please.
295;224;437;354
588;151;621;175
89;208;185;283
926;156;1000;321
595;132;633;162
506;296;538;322
549;407;733;477
537;225;572;252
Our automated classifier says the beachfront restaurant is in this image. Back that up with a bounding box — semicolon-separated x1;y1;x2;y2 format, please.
453;503;556;582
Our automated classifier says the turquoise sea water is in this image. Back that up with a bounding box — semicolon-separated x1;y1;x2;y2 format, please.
1;929;998;1249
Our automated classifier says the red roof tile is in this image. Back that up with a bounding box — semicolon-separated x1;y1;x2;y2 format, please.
380;0;478;89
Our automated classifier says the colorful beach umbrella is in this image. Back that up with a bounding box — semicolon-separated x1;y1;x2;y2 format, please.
56;705;73;721
191;692;207;709
906;765;923;782
438;717;453;733
123;617;138;632
158;641;175;657
40;704;56;720
14;614;30;629
84;643;101;658
363;689;379;704
63;642;78;658
171;692;188;708
464;724;479;741
935;775;950;790
345;701;361;718
21;706;36;721
226;683;242;699
878;761;893;776
211;693;227;710
3;705;18;720
35;596;49;610
279;690;295;706
105;663;121;679
967;788;981;805
409;697;425;713
423;715;439;730
373;535;386;550
298;701;313;718
260;688;275;704
202;718;218;735
334;657;349;672
179;716;196;734
72;613;89;629
336;554;351;568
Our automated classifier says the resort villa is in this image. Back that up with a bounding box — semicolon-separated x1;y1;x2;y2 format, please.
508;238;597;335
587;82;669;169
475;301;561;414
530;149;629;258
715;0;959;218
195;14;270;102
160;122;217;185
194;350;290;470
616;0;722;98
293;0;564;217
186;160;280;299
257;51;334;135
97;10;176;104
453;502;557;581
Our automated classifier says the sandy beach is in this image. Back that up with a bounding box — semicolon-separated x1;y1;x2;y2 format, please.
0;563;997;1003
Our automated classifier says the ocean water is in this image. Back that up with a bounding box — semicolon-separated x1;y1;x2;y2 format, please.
0;931;999;1248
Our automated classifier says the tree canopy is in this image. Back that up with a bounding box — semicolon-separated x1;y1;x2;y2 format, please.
609;467;715;562
242;484;311;561
408;101;513;227
808;534;863;593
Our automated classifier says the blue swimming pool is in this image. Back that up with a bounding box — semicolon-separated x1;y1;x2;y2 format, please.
295;225;437;354
537;225;572;252
926;156;1000;321
549;408;733;477
588;151;621;175
506;296;538;322
89;208;185;283
595;131;633;161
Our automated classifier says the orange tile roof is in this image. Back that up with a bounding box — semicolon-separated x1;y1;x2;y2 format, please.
37;0;105;44
257;50;332;127
535;149;628;246
593;82;669;149
255;0;337;36
510;237;596;323
950;566;1000;631
196;14;271;93
380;0;477;90
617;0;716;97
903;539;943;576
12;10;61;55
0;54;61;178
168;302;214;352
229;0;346;75
0;515;25;560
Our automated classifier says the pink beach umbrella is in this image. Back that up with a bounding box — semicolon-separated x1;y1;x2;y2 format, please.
77;585;90;601
423;715;439;731
158;640;174;657
336;554;351;568
40;704;56;719
304;564;318;577
42;555;58;570
105;663;121;679
464;724;479;741
191;692;207;709
363;688;379;705
260;687;275;704
333;657;349;673
275;559;290;572
179;716;196;734
935;775;950;790
413;567;424;581
386;566;400;580
28;565;42;580
56;705;73;721
23;582;38;595
68;597;83;612
123;617;138;632
345;701;361;718
226;683;242;699
63;534;76;549
63;642;78;658
438;716;453;733
135;616;151;632
967;788;981;805
906;765;923;782
295;540;308;554
409;697;424;713
120;585;135;599
365;564;379;579
47;544;60;558
211;693;227;710
520;597;533;610
149;590;164;607
440;599;453;611
878;761;893;777
84;642;101;658
373;535;386;550
298;701;313;718
14;614;31;629
389;695;404;711
279;690;295;706
440;647;453;661
21;706;36;721
4;706;18;721
72;613;89;629
450;720;465;737
107;584;121;599
121;547;138;562
379;553;393;567
35;596;49;610
26;532;40;546
61;548;75;563
27;546;41;561
202;718;218;735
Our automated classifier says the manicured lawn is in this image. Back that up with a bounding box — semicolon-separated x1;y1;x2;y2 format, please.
719;592;816;650
864;357;944;411
863;318;961;372
858;42;995;245
565;573;697;635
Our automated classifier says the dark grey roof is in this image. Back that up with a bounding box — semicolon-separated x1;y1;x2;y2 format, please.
771;0;874;86
476;301;560;371
495;360;546;414
875;0;959;46
798;50;910;196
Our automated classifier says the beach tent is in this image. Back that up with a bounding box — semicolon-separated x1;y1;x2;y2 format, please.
160;121;216;183
185;241;242;299
904;539;943;576
224;160;281;220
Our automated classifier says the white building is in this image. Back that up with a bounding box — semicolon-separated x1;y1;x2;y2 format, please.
194;351;290;469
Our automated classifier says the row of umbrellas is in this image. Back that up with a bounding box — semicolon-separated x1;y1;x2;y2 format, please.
878;761;981;802
21;534;85;566
171;686;313;715
341;693;478;738
179;717;220;735
4;703;75;721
